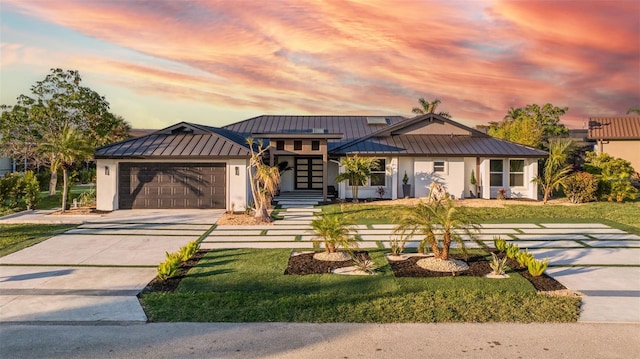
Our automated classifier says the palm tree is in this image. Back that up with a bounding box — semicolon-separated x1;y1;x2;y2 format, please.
311;213;357;254
412;98;451;118
38;125;93;212
533;139;574;204
335;155;378;203
394;198;479;260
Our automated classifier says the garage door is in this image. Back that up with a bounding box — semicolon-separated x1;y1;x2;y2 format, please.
118;163;226;209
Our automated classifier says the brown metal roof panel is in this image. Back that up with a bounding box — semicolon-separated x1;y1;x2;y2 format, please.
588;117;640;139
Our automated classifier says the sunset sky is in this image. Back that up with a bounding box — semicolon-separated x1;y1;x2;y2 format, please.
1;0;639;130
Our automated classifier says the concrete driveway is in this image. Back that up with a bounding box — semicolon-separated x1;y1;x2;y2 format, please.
0;210;223;322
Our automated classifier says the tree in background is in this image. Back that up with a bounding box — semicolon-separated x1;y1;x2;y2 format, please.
335;155;379;203
584;152;638;202
411;98;451;118
38;125;93;212
0;68;130;194
532;139;574;204
486;104;569;149
627;107;640;115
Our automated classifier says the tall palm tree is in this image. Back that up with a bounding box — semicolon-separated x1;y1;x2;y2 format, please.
394;198;479;260
533;139;574;204
412;98;451;118
335;155;378;203
39;125;93;212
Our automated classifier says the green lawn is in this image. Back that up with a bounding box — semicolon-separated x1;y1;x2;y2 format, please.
0;223;77;257
322;201;640;235
140;249;580;323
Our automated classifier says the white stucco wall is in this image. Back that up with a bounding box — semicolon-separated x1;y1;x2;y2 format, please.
96;159;119;211
413;157;466;199
227;159;249;212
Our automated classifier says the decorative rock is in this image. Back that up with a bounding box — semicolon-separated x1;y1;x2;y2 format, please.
416;257;469;272
313;251;352;261
332;266;375;276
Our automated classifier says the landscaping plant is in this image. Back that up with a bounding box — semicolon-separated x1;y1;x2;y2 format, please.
532;138;574;204
246;138;281;222
505;243;520;259
388;235;406;256
527;258;549;277
493;236;508;252
394;197;480;260
157;251;183;280
489;252;508;275
311;213;358;254
516;250;535;268
350;253;376;274
335;155;379;203
562;171;598;204
179;241;200;262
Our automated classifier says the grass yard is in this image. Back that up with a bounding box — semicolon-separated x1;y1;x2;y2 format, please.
0;224;76;257
322;201;640;235
140;248;580;323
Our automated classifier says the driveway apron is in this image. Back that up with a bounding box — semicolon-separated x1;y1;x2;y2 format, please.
0;210;222;323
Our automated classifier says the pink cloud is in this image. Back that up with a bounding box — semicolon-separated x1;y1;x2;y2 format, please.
2;0;638;129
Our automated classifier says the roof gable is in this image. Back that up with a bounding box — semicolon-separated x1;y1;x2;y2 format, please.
588;117;640;140
95;122;251;159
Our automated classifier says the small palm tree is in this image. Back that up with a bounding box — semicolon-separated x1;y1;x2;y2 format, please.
335;155;378;203
311;213;357;254
246;138;281;221
412;98;451;118
533;139;574;204
394;198;479;260
39;125;93;212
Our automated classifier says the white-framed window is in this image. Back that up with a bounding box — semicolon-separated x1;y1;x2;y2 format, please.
489;159;503;186
509;159;525;187
370;159;386;186
433;160;446;173
346;158;386;187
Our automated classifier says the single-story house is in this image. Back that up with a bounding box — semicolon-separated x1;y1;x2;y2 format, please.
95;114;547;211
588;116;640;174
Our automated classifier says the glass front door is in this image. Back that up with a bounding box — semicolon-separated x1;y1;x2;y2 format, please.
295;157;323;189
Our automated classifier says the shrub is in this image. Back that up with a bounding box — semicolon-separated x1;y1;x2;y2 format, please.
563;172;598;204
527;258;549;277
505;244;520;259
516;250;535;268
584;152;637;202
610;180;638;203
157;251;183;280
351;253;376;274
19;171;40;210
77;186;97;207
78;168;96;184
178;241;200;262
489;253;508;275
493;236;508;252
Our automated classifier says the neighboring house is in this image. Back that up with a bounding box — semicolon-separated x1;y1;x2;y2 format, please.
0;157;13;177
588;116;640;174
94;114;547;211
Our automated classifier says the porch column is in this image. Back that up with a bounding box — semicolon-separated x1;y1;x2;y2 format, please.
390;157;398;200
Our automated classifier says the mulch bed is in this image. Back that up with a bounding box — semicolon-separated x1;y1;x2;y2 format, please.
284;251;371;275
138;249;208;295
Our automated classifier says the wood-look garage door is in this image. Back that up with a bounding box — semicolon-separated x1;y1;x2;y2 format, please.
118;163;226;209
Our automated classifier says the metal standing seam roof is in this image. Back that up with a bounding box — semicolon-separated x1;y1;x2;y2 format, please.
331;135;548;157
588;117;640;140
95;122;252;158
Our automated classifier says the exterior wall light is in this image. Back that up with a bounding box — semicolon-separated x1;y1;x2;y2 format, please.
235;166;239;176
105;166;110;175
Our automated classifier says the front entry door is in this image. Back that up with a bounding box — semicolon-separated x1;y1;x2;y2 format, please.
295;157;323;189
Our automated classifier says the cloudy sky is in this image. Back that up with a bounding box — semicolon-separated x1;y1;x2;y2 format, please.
1;0;638;130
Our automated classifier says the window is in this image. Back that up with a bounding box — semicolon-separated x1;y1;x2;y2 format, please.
294;140;302;150
311;140;320;151
489;159;503;186
434;161;446;173
509;160;525;187
276;141;284;150
370;159;386;186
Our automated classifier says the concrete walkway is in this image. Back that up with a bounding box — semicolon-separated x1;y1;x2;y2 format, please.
0;209;223;322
